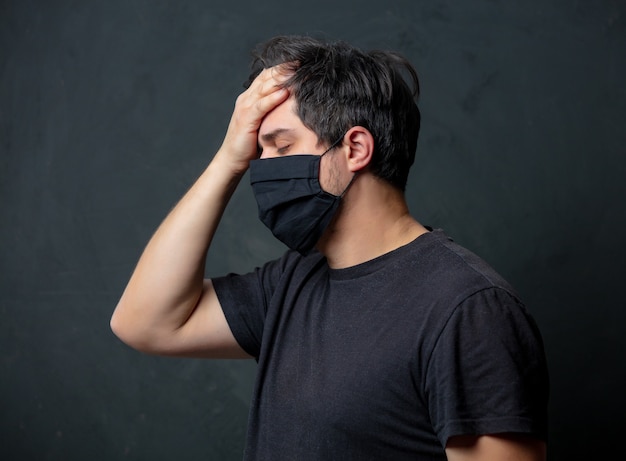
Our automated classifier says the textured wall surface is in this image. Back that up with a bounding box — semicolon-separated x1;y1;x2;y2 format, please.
1;0;624;459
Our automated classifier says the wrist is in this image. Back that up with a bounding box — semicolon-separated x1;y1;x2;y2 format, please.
211;147;252;179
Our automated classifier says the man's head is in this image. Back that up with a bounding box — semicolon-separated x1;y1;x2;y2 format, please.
246;35;421;191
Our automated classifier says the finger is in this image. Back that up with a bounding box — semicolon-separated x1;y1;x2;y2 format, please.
254;86;290;118
253;65;293;96
269;63;294;80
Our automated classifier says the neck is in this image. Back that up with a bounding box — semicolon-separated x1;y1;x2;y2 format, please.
317;174;428;269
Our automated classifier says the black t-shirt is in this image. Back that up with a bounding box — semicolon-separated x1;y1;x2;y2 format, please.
213;230;549;460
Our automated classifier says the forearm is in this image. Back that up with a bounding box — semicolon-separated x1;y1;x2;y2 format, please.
110;151;243;348
111;66;290;353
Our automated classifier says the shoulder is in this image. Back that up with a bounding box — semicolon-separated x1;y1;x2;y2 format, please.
424;229;517;292
389;229;520;313
212;248;327;302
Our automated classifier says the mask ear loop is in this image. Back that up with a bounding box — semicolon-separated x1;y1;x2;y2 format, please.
317;134;344;186
320;134;346;157
319;133;359;198
339;171;358;198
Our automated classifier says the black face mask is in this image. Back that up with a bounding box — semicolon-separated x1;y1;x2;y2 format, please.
249;141;353;255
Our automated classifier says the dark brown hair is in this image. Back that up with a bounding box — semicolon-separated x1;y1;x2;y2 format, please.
247;35;421;191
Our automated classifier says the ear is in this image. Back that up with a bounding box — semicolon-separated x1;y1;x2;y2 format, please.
342;126;374;173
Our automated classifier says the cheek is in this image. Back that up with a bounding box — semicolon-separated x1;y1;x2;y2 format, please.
319;155;347;196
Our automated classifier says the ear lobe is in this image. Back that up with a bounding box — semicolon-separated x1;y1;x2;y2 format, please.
344;126;374;173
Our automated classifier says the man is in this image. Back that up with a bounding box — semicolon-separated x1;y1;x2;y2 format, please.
111;36;549;460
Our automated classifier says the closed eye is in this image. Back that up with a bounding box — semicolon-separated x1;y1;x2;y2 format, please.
277;145;291;154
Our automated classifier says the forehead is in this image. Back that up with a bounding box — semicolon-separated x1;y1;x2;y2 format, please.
258;97;310;139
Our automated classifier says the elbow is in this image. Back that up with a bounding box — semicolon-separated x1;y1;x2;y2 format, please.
109;308;128;343
110;305;135;348
111;318;155;354
110;300;177;355
110;302;154;354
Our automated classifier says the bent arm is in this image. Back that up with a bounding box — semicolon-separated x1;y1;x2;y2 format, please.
110;156;247;357
110;67;290;358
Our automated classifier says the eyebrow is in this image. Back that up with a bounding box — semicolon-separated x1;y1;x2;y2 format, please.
259;128;294;144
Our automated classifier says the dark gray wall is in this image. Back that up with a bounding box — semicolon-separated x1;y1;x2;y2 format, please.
1;0;624;459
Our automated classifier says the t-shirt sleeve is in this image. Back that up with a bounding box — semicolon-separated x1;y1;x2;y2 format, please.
425;287;549;447
211;254;291;359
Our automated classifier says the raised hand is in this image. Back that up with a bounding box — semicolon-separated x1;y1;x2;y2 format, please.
218;65;291;174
